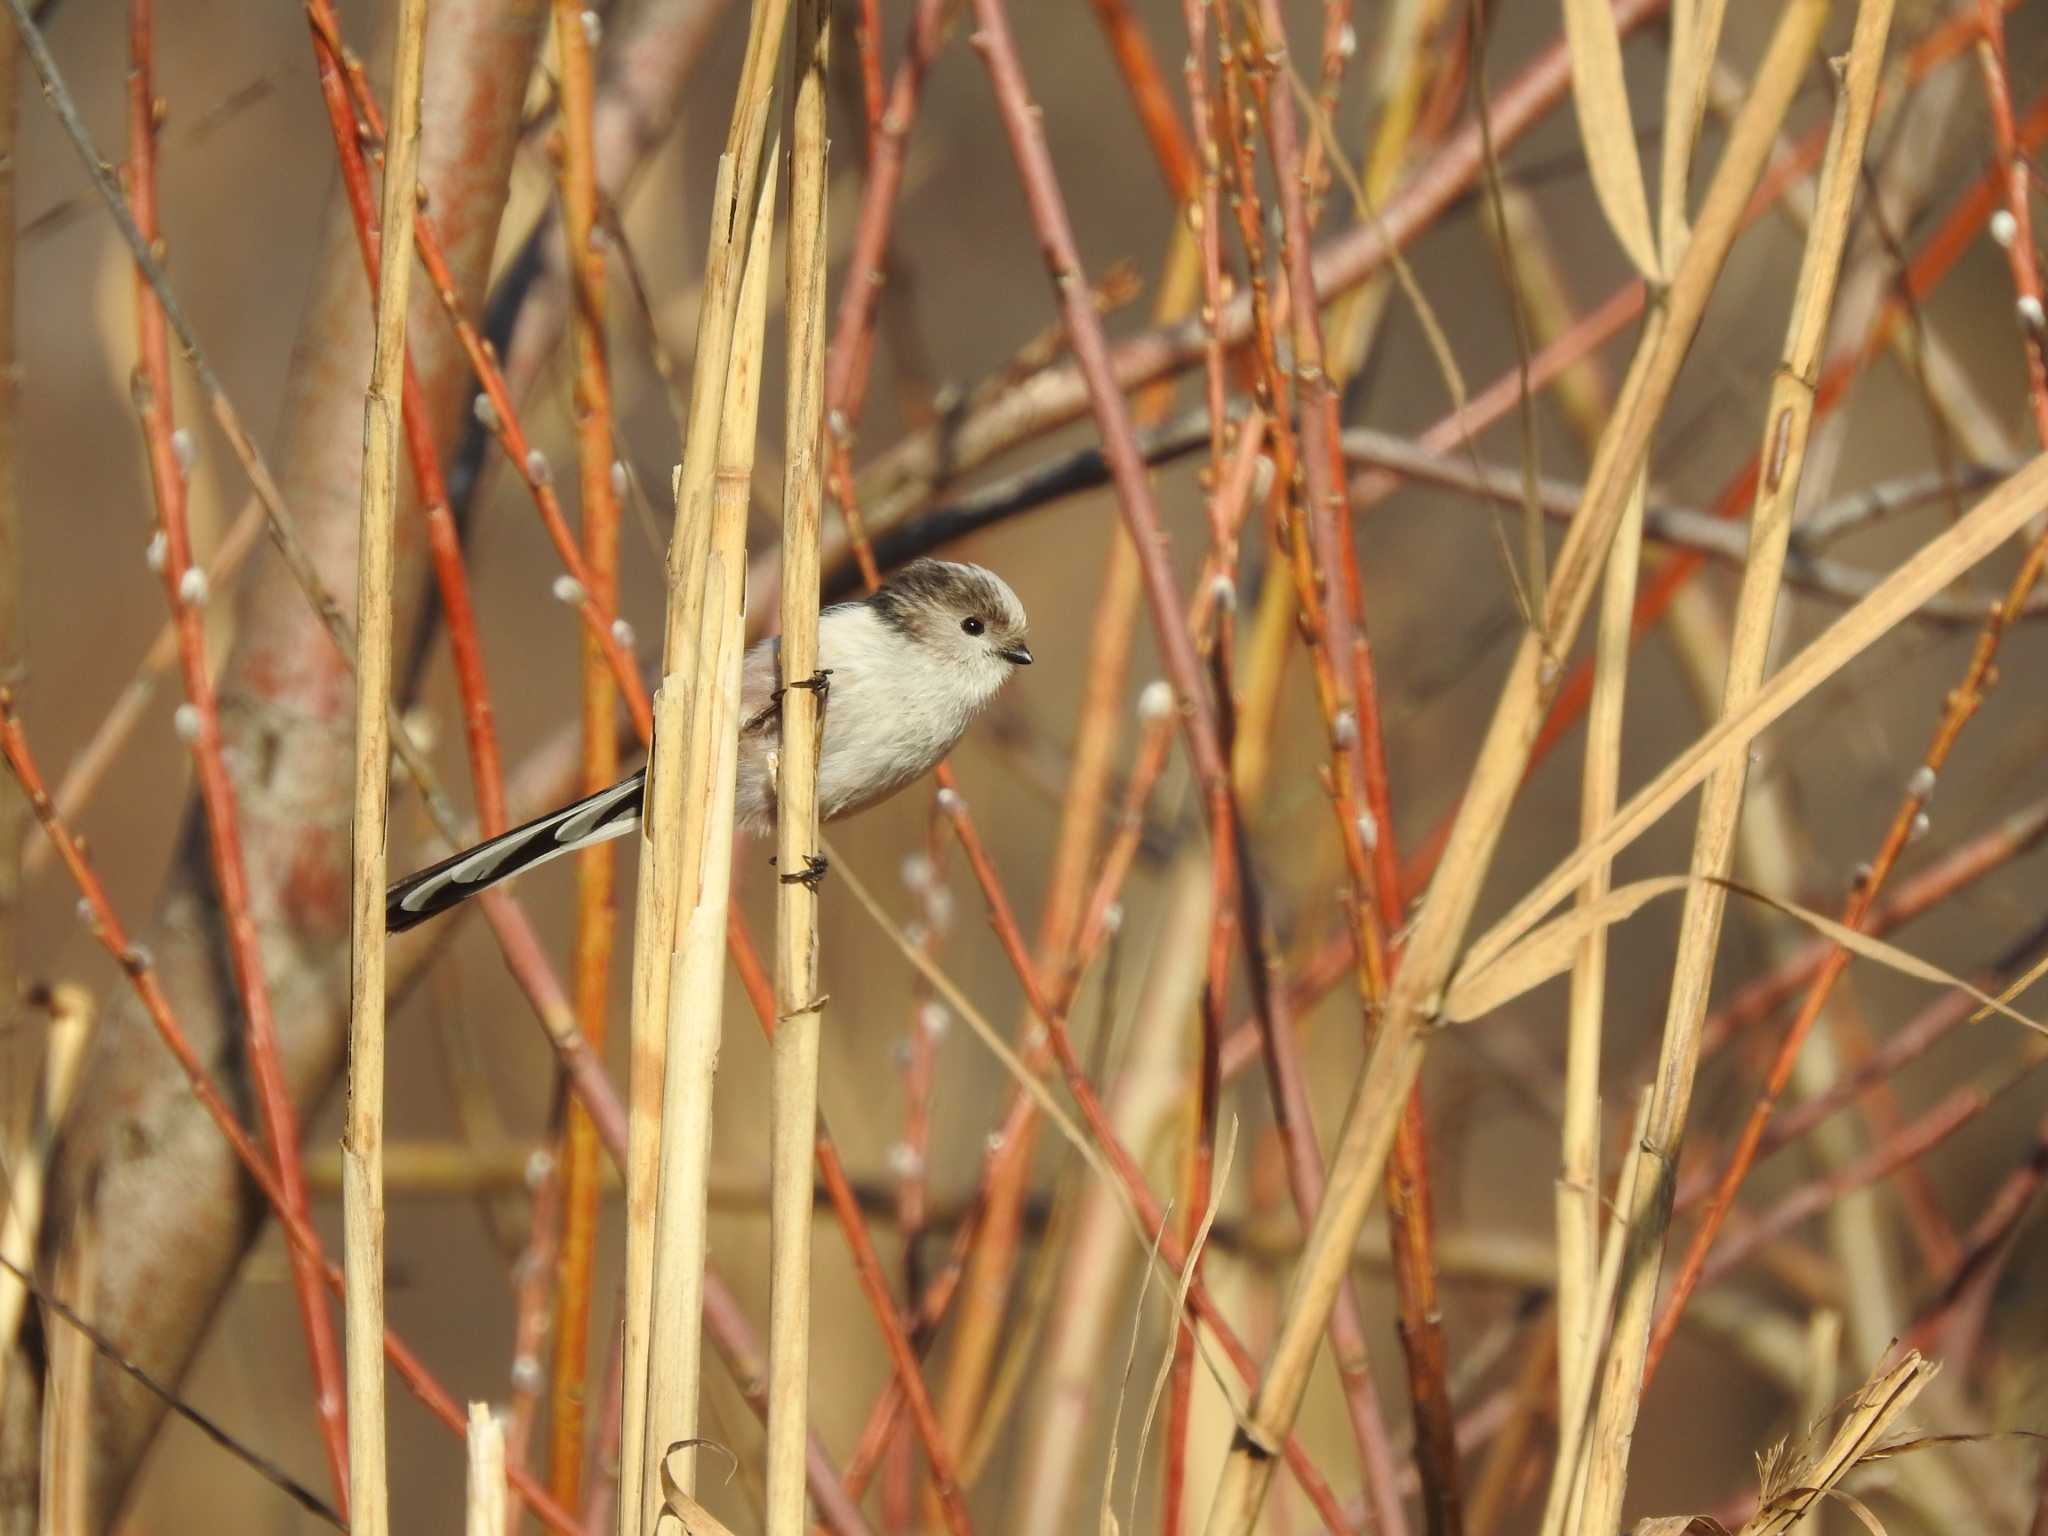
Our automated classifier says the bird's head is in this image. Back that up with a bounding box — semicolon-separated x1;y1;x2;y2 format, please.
869;558;1032;699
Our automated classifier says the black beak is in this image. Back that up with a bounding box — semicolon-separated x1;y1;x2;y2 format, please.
1001;644;1034;666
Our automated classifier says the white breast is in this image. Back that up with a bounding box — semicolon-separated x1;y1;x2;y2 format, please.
733;603;1003;833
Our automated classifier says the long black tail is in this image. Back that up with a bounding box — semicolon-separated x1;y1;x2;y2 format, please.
386;769;647;932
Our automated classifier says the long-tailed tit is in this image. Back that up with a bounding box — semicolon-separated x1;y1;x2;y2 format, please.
386;558;1032;931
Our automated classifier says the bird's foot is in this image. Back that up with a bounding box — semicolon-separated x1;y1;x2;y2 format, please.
777;852;830;889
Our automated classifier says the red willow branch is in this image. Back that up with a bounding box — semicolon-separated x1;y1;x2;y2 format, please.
305;2;652;742
124;0;351;1503
1238;0;1458;1520
0;702;586;1535
298;0;509;839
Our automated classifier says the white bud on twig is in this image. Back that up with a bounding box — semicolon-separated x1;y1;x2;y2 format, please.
919;1001;951;1040
579;8;601;45
1332;709;1358;749
610;617;636;650
900;852;936;892
884;1141;923;1180
525;1148;556;1188
510;1355;544;1392
1907;765;1936;802
525;448;553;485
75;899;95;929
1357;811;1379;852
1909;809;1931;844
170;427;198;477
552;574;586;606
173;704;202;744
178;567;209;608
2019;294;2045;333
1991;209;2019;248
1137;680;1175;721
935;786;964;815
1210;574;1237;611
924;886;955;933
609;460;628;500
123;943;154;972
1102;901;1124;936
473;393;499;430
145;530;168;573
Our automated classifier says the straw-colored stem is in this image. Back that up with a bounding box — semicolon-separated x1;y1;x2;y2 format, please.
1572;6;1896;1527
1197;6;1830;1528
342;0;428;1527
766;0;829;1524
1554;473;1642;1414
467;1405;507;1536
549;0;621;1502
638;144;781;1524
620;0;790;1513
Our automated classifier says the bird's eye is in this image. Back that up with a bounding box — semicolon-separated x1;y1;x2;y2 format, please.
961;616;985;636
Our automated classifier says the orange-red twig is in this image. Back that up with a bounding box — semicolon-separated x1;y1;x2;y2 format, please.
124;0;350;1503
549;0;621;1503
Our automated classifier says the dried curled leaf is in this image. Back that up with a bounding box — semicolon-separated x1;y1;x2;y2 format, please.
1564;0;1661;277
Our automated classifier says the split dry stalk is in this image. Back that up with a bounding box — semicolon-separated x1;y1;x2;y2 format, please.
341;0;431;1526
620;0;790;1514
1198;6;1833;1528
765;0;829;1524
635;143;782;1532
550;0;622;1502
124;0;350;1501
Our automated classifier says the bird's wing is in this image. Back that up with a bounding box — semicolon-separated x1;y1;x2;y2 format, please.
386;768;647;931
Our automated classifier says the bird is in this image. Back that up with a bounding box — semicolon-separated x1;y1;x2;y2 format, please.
386;558;1032;931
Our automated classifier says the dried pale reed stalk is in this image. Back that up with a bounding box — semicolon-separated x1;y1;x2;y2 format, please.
636;142;781;1531
1574;6;1898;1525
1554;475;1642;1413
343;0;430;1527
620;0;790;1519
764;0;829;1524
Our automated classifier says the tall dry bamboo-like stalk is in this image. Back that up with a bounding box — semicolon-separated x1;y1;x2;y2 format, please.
1574;4;1898;1526
619;0;791;1520
344;0;432;1528
1197;5;1832;1529
633;142;782;1536
765;0;829;1525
